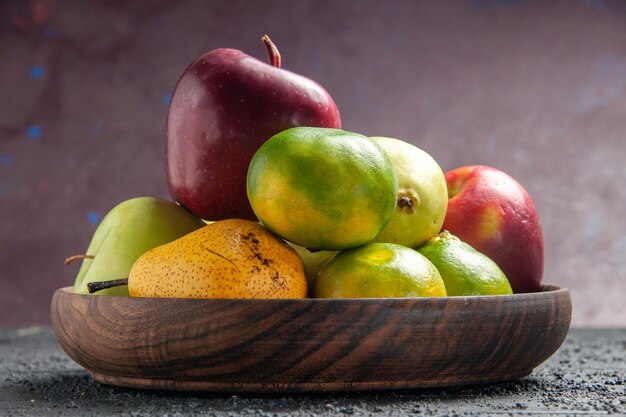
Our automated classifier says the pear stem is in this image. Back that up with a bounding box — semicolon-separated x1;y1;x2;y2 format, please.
262;34;281;68
64;254;94;266
87;278;129;294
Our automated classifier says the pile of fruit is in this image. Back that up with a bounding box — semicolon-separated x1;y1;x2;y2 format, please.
68;36;544;300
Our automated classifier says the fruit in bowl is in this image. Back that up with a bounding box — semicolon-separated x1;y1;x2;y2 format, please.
418;231;512;296
67;37;546;301
247;127;398;251
70;197;205;296
88;219;307;299
166;35;341;221
371;137;448;249
313;242;446;299
442;166;544;293
287;242;338;293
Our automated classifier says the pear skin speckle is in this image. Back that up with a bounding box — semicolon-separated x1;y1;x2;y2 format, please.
128;219;307;299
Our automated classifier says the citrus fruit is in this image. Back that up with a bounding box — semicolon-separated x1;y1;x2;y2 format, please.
417;231;513;296
371;137;448;248
128;219;308;299
313;242;447;298
247;127;398;251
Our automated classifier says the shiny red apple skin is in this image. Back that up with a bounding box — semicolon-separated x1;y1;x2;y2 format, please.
166;47;341;220
442;165;544;293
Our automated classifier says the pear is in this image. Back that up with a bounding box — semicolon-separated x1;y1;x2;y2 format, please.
90;219;308;299
371;137;448;249
71;197;205;296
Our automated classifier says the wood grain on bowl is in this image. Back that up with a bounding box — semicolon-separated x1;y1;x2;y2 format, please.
51;285;571;392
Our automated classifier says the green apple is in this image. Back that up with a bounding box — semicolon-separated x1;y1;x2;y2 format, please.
72;197;205;296
371;137;448;248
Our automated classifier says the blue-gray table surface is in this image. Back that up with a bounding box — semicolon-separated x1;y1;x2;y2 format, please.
1;327;624;417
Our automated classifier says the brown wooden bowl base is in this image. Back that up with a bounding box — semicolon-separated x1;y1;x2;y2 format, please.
90;369;535;393
52;285;571;393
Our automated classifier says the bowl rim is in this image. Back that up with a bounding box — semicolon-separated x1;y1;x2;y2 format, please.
55;284;568;303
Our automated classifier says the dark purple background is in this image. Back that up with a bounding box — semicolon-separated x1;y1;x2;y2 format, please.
1;0;625;326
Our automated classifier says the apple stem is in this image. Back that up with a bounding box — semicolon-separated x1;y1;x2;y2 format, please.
87;278;129;294
262;34;281;68
64;254;94;266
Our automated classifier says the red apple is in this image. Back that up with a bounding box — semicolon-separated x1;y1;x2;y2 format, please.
442;165;544;293
166;36;341;220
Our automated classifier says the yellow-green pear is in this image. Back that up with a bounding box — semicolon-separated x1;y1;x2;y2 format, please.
122;219;308;299
372;137;448;248
71;197;204;296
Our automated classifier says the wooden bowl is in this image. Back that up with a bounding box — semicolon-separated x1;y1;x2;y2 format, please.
51;285;571;392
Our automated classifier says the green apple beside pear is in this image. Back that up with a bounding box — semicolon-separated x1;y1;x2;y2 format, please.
371;137;448;248
72;197;205;296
